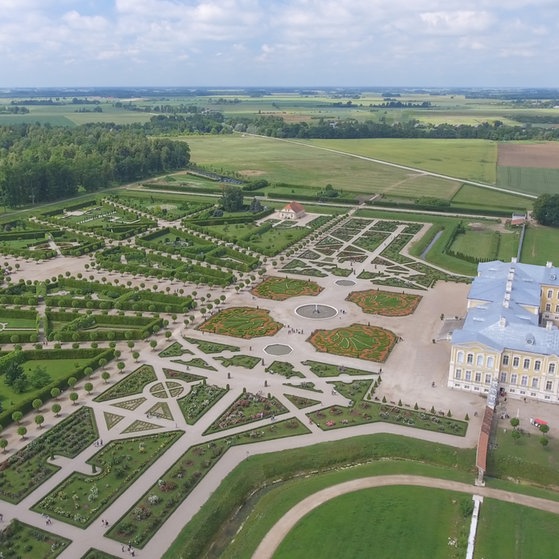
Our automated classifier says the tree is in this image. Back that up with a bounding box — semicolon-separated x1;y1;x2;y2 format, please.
67;376;77;389
0;438;8;453
17;426;27;439
30;366;52;389
84;367;93;378
98;358;107;370
50;387;61;399
32;398;43;412
4;360;27;393
84;382;93;394
540;436;549;447
69;391;79;405
102;372;110;384
35;414;45;428
52;403;61;416
150;340;157;351
533;194;559;226
117;362;126;374
132;351;140;362
540;423;550;434
511;429;521;443
220;185;244;212
11;410;23;424
510;417;520;429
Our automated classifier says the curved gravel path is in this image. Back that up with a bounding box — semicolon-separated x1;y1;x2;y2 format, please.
252;474;559;559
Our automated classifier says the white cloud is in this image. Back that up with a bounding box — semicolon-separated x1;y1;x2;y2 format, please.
0;0;556;86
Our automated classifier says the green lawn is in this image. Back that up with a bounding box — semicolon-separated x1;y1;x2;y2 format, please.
475;499;559;559
0;519;71;557
520;225;559;265
274;486;470;559
450;230;499;260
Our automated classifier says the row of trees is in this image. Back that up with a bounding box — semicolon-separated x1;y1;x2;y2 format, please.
0;122;190;207
231;115;559;141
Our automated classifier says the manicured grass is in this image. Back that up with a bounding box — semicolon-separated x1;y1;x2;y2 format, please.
487;419;559;486
251;276;323;301
163;435;476;559
303;360;376;377
94;365;157;402
0;519;71;558
215;354;261;369
0;407;98;504
283;393;321;409
274;486;470;559
33;431;182;527
266;361;305;379
198;307;283;339
163;367;206;383
159;342;193;358
177;382;228;424
308;401;467;437
451;184;530;210
450;230;499;260
520;224;559;265
204;392;289;434
183;336;240;354
171;357;217;371
347;289;421;316
81;549;120;559
309;323;397;362
475;498;559;558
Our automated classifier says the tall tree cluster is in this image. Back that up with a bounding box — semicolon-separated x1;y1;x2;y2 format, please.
0;123;190;207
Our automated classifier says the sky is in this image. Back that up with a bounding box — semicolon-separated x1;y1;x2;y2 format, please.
0;0;558;88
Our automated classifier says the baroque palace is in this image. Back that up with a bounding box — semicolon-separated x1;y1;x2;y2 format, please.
448;258;559;403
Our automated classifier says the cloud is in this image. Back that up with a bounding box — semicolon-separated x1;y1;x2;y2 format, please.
0;0;556;86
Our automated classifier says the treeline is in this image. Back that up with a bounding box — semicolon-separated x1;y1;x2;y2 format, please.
0;122;190;207
232;115;559;141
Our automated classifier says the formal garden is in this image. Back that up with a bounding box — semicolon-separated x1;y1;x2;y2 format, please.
94;364;157;402
308;323;398;362
32;431;182;527
204;392;289;434
251;276;323;300
198;307;283;338
0;519;71;558
347;288;422;316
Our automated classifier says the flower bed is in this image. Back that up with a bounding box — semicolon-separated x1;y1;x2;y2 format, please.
0;519;70;558
94;365;157;402
251;276;322;301
215;355;261;369
159;342;193;358
307;402;467;437
0;407;98;504
204;392;288;434
32;431;182;527
163;367;206;383
183;337;240;354
283;393;321;409
303;360;375;377
347;289;422;316
107;418;310;549
266;361;305;379
178;383;228;425
309;323;397;362
198;307;282;339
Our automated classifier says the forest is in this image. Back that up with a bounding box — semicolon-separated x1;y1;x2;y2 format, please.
0;122;190;207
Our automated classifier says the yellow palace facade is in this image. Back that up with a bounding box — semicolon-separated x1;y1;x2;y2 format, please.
448;259;559;403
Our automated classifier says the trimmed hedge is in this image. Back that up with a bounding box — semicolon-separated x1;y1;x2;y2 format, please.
0;347;114;428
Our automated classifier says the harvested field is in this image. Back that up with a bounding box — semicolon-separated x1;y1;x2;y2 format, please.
497;143;559;169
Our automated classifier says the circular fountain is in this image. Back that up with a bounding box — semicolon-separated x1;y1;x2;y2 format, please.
264;344;293;356
335;279;356;286
295;303;338;319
